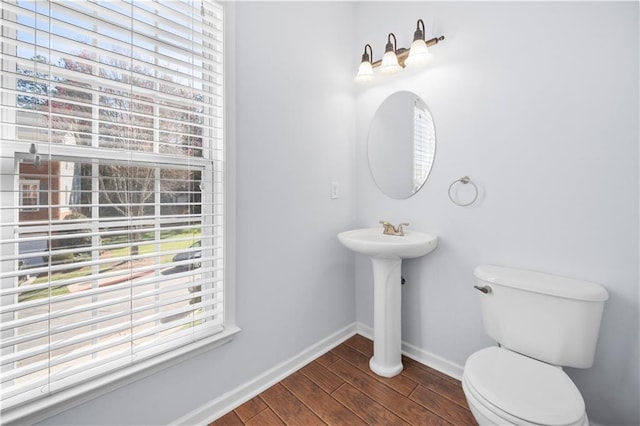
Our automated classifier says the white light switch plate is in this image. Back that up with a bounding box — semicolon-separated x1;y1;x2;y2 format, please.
330;181;339;199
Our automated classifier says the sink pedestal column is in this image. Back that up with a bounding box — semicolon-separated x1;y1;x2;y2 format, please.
369;257;403;377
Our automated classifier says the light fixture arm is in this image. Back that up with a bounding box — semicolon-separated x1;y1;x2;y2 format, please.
413;19;425;42
361;44;373;63
385;33;397;53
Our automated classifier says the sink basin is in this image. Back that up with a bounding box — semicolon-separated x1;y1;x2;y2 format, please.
338;226;438;378
338;228;438;260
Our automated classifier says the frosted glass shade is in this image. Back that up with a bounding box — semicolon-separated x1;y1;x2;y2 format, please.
405;39;429;67
380;51;402;75
354;61;374;83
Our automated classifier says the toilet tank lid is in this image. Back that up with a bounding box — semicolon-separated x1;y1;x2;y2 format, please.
474;265;609;302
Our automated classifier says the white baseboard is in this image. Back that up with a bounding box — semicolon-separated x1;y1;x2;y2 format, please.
356;322;464;380
185;322;604;426
171;323;357;425
175;322;466;425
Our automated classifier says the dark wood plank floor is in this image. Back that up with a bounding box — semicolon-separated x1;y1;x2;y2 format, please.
211;334;477;426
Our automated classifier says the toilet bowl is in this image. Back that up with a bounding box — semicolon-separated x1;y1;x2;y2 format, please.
462;347;588;426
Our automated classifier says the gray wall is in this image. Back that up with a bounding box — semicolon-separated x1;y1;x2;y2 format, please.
39;3;357;424
353;2;639;425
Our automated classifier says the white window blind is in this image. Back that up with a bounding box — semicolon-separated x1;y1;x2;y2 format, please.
0;0;225;411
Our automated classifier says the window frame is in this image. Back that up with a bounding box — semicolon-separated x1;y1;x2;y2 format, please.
18;179;40;212
0;2;238;423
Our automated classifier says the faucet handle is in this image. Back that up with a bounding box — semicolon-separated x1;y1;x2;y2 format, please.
379;220;395;235
397;223;410;235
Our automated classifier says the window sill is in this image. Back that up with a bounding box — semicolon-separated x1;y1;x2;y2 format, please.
2;325;241;426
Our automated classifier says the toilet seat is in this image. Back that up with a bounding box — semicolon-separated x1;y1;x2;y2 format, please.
463;347;586;426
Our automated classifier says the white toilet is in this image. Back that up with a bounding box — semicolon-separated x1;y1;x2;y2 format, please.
462;265;608;426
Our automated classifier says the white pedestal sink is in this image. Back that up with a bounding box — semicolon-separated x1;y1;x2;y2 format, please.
338;227;438;377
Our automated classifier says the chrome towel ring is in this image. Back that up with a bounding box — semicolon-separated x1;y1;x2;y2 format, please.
448;176;478;207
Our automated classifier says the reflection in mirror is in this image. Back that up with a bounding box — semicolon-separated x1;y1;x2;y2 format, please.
368;91;435;199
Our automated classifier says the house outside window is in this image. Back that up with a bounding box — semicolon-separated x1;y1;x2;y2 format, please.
0;0;231;419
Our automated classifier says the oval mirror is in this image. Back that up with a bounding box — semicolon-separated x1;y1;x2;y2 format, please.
368;91;436;199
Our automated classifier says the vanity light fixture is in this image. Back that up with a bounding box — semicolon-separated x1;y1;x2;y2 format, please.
380;33;402;75
405;19;429;67
354;44;375;83
355;19;445;83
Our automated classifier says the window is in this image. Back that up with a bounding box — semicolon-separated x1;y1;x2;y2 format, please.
0;0;228;415
19;179;40;212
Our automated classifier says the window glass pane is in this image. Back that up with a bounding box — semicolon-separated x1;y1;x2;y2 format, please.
12;156;213;403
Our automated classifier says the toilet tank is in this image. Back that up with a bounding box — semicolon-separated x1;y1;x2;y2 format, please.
474;265;608;368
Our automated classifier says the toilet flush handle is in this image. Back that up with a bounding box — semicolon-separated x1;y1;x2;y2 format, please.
474;285;492;294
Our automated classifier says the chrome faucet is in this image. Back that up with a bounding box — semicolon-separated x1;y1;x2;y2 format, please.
379;220;410;236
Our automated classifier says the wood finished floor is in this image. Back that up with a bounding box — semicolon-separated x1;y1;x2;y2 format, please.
211;334;477;426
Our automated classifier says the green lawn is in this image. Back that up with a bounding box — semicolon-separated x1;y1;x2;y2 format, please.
20;228;201;302
19;285;70;303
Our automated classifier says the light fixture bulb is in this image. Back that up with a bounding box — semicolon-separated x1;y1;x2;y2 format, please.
405;39;429;67
354;44;375;83
380;33;402;76
380;50;402;75
354;61;374;83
